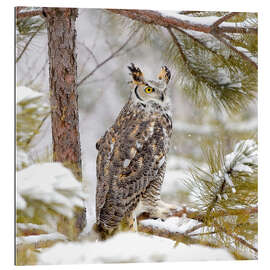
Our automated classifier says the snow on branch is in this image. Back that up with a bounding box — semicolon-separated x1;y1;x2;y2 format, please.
16;86;44;104
109;9;257;34
183;139;257;228
16;232;67;254
16;7;43;19
220;139;257;193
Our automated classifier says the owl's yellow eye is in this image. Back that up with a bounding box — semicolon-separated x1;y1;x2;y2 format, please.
144;86;153;94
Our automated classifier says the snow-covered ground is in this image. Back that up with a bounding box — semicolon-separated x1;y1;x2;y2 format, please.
37;232;233;264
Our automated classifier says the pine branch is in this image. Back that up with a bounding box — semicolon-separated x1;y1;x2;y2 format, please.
16;8;43;19
108;9;257;34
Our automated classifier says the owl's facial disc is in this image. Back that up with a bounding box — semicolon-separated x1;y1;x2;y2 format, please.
134;84;165;104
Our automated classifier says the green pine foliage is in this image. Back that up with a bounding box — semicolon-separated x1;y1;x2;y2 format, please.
166;30;257;113
185;139;257;258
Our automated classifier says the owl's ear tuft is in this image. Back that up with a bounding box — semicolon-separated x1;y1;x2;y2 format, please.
128;63;145;85
158;66;171;84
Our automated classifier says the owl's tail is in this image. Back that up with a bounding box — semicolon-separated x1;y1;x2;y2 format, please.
92;223;117;240
78;222;116;241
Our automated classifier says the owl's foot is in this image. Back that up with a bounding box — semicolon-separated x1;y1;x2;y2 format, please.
148;200;179;221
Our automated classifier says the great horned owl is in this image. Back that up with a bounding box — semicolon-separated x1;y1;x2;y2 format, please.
95;63;174;234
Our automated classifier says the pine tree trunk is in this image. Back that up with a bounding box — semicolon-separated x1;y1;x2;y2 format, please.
43;8;85;238
43;8;82;180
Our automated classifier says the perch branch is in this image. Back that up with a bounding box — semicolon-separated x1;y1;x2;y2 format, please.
138;221;218;248
137;205;257;252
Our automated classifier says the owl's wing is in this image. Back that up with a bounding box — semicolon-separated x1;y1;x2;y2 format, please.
96;116;169;227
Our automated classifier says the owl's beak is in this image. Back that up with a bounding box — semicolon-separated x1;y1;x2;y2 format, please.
160;93;164;102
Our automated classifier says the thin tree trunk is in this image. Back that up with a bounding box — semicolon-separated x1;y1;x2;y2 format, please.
43;8;85;238
43;8;82;180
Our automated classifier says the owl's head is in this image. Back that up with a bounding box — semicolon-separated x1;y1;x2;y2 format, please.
128;63;171;105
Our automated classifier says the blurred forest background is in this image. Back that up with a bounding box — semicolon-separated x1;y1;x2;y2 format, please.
16;8;257;265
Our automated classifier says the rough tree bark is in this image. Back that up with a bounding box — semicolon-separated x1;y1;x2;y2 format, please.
43;8;82;179
43;7;85;238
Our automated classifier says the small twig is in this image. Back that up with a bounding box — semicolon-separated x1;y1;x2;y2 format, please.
219;26;257;34
183;223;205;235
219;32;236;43
189;231;218;237
178;11;205;15
77;27;141;87
206;178;227;217
16;21;45;63
26;58;49;86
78;42;99;66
